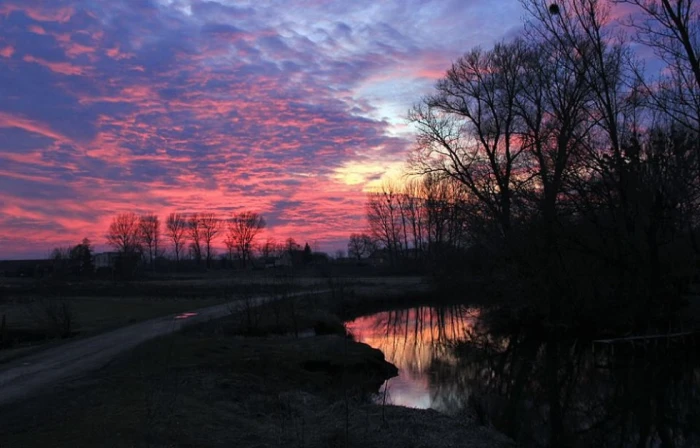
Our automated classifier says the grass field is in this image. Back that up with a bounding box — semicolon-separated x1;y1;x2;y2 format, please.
0;273;315;361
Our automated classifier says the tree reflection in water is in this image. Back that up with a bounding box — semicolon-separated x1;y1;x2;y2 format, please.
346;306;700;448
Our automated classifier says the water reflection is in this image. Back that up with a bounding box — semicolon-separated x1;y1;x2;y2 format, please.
345;305;478;413
346;306;700;448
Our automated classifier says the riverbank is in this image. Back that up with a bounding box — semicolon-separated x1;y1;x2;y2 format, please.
0;285;513;448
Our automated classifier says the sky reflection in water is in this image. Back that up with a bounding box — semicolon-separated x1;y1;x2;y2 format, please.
346;306;700;447
345;306;477;413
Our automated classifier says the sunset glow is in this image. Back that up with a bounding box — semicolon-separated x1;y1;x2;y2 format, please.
0;0;601;258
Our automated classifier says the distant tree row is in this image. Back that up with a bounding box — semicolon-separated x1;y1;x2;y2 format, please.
106;211;266;269
354;174;472;270
50;238;95;277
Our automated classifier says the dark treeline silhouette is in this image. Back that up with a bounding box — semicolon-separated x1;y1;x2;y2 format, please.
358;175;473;277
101;211;272;274
49;238;95;278
76;210;328;278
223;211;266;268
354;0;700;335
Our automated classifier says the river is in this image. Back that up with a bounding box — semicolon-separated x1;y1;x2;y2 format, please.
346;305;700;447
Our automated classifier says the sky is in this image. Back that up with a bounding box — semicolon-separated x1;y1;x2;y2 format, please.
0;0;634;259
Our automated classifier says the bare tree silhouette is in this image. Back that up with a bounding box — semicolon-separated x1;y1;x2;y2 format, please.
187;213;204;265
165;213;188;265
347;233;375;261
107;212;142;255
199;212;220;269
226;211;266;267
258;237;277;259
139;214;160;269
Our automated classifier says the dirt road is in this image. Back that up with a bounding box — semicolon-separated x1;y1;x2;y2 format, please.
0;290;326;407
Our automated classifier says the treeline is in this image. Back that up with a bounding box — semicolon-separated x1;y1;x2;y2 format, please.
356;175;475;274
373;0;700;333
49;238;95;277
104;211;267;269
108;211;328;272
47;211;319;276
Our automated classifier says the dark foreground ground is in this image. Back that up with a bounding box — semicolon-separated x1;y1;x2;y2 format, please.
0;281;513;448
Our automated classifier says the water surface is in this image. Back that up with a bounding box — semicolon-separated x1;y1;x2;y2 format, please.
346;305;477;413
346;305;700;447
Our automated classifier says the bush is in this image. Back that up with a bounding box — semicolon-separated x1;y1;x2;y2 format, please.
30;295;74;338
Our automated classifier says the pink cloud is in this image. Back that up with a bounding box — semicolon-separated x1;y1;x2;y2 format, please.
0;45;13;58
28;24;46;35
0;112;68;141
61;40;96;59
23;54;86;75
0;4;73;23
27;6;73;23
106;46;134;60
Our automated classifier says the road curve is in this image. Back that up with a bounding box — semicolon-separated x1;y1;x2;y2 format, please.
0;290;327;407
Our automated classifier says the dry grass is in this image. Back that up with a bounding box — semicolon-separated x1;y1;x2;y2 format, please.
0;273;314;357
0;295;225;350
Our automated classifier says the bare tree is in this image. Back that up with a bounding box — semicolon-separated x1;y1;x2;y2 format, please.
165;213;188;264
614;0;700;251
258;237;277;259
347;233;376;261
366;183;402;264
139;214;160;269
226;212;266;267
409;39;531;236
199;213;220;269
421;174;471;255
187;213;203;265
107;212;142;254
517;28;592;229
615;0;700;131
224;232;236;264
348;234;363;261
402;177;427;259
